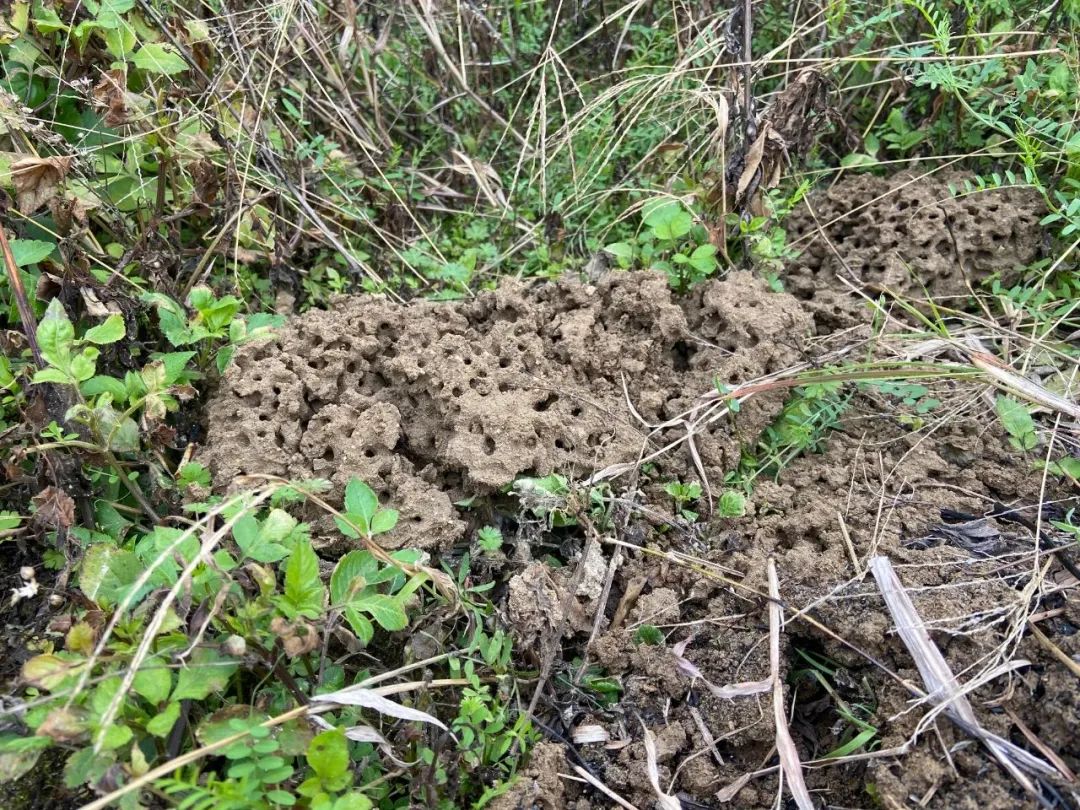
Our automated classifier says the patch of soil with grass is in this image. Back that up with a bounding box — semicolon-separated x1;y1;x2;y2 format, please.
202;174;1078;809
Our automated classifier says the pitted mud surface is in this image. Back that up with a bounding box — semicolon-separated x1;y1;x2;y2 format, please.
202;174;1079;810
785;171;1044;330
202;270;811;549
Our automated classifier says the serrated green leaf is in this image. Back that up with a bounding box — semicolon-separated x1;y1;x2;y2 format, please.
131;43;188;75
369;508;398;535
70;348;99;382
718;490;746;517
344;478;378;523
334;513;365;539
330;550;376;605
84;314;125;345
172;648;237;701
283;541;325;619
642;201;692;240
995;395;1037;448
234;513;289;563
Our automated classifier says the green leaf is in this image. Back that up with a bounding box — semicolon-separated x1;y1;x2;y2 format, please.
995;395;1037;449
687;243;718;274
718;490;746;518
344;478;378;523
104;23;137;58
330;550;376;605
32;368;73;385
350;593;408;631
234;513;289;563
132;661;172;705
99;723;133;749
33;7;68;35
9;239;55;267
177;462;211;488
37;298;75;370
283;541;325;619
172;648;237;701
839;153;878;168
155;351;196;384
343;608;374;645
643;200;692;240
131;43;188;75
70;348;99;382
369;509;398;535
603;242;635;267
81;374;128;401
306;728;349;781
84;314;125;345
334;513;365;539
146;701;181;738
63;747;113;789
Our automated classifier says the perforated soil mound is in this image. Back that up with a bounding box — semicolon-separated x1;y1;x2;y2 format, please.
202;269;812;550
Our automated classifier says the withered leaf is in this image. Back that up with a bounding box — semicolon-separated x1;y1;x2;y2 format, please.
190;159;220;206
92;70;130;128
11;155;73;213
270;616;319;657
31;485;76;530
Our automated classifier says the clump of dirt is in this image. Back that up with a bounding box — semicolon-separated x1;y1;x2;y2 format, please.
201;173;1078;810
785;171;1045;330
202;270;811;549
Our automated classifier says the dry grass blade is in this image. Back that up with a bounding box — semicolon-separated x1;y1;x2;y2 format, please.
569;765;641;810
768;558;815;810
869;555;1059;799
640;718;682;810
310;686;449;731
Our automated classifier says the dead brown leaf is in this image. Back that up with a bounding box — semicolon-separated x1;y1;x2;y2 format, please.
11;155;73;213
32;486;76;530
190;159;220;206
270;616;319;657
92;70;130;128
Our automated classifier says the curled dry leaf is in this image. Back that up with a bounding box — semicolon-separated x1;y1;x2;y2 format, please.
190;159;220;206
11;155;73;213
37;707;88;743
92;70;130;128
269;615;320;657
31;485;76;530
672;636;770;699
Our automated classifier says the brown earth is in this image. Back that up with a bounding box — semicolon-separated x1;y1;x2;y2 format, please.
203;173;1079;809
